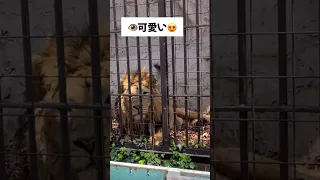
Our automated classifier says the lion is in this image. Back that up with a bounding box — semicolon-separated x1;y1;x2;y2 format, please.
27;23;110;180
119;68;196;145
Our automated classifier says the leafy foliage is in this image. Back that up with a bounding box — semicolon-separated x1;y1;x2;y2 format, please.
109;133;197;170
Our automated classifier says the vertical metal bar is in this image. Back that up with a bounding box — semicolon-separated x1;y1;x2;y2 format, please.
20;0;38;179
290;0;296;178
183;0;189;147
169;0;177;142
87;0;106;179
248;0;256;178
123;0;133;140
146;0;155;140
278;0;289;179
105;0;111;179
195;0;201;145
158;0;169;147
53;0;71;179
318;1;320;178
237;0;249;179
0;78;5;180
209;0;216;178
113;0;123;137
134;0;144;135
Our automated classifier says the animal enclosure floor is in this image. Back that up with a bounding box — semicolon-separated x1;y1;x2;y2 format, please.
112;119;210;148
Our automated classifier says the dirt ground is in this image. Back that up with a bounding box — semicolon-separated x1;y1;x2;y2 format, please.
112;118;210;148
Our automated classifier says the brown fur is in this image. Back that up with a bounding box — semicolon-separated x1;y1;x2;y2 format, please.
32;23;109;101
175;107;210;124
30;23;110;180
119;68;193;145
34;101;79;180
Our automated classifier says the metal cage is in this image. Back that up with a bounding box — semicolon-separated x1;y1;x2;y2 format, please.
110;0;210;157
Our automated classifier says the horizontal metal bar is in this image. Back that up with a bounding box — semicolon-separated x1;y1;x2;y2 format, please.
4;146;320;166
213;105;320;113
0;113;111;119
2;31;320;39
0;151;104;158
3;149;320;166
111;84;210;88
0;35;109;39
110;30;320;35
118;143;210;157
206;117;320;123
3;149;319;166
111;94;210;97
5;113;318;122
0;102;110;109
0;75;109;78
203;31;320;36
110;45;211;49
3;104;319;113
109;58;209;62
2;104;319;113
3;75;320;79
1;148;209;164
209;76;320;79
209;159;320;166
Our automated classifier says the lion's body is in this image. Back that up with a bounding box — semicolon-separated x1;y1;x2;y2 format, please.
119;68;188;144
28;23;110;180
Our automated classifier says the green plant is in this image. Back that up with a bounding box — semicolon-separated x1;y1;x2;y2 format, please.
167;140;196;169
109;133;197;170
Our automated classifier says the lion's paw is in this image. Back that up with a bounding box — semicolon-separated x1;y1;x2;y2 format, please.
124;135;131;142
148;136;161;146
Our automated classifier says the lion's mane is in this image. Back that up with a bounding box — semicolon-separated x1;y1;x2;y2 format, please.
27;23;110;180
118;68;192;144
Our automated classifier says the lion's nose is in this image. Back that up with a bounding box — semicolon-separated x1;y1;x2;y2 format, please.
133;105;141;111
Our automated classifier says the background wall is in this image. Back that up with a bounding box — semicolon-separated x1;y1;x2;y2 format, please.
1;0;320;167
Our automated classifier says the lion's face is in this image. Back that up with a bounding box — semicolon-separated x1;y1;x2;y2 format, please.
120;68;158;123
124;83;151;122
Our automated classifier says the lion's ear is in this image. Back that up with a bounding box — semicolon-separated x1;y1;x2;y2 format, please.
119;73;129;93
121;85;129;93
119;82;127;93
120;81;130;93
119;80;124;93
151;75;158;87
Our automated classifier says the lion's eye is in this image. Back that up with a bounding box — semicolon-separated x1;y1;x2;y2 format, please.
142;92;148;95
